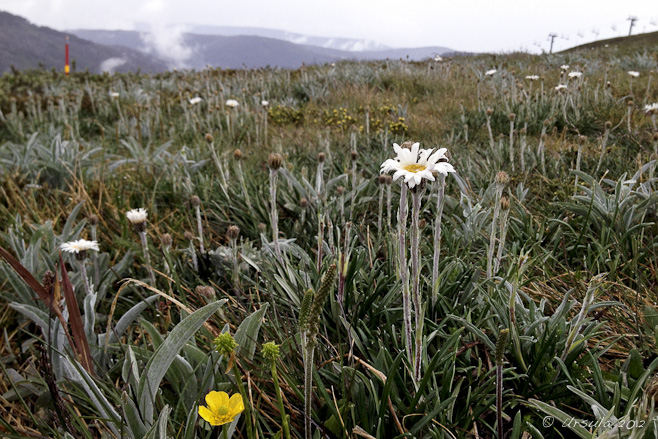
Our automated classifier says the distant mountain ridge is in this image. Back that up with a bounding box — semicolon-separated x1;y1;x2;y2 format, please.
71;28;455;69
169;24;391;52
0;9;456;74
0;11;166;74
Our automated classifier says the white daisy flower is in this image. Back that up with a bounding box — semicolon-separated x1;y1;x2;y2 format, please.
644;103;658;114
109;91;120;98
628;71;640;77
60;239;99;254
261;100;269;107
189;97;203;105
560;65;570;71
555;84;568;91
525;75;540;80
434;55;443;62
380;143;455;188
485;69;497;76
126;208;148;224
226;99;239;108
568;71;582;79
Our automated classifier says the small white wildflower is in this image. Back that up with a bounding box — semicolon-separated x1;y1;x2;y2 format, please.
485;69;497;76
568;71;582;79
434;55;443;62
226;99;239;108
628;71;640;77
60;239;99;254
555;84;568;91
126;208;148;224
261;100;269;107
109;91;120;98
644;103;658;114
189;97;203;105
560;65;570;71
525;75;540;81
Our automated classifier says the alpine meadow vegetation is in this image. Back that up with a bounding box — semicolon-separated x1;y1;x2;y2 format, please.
2;38;658;439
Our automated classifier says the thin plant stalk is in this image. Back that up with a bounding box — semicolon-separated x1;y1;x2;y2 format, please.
397;183;412;362
90;223;99;287
195;205;205;254
410;186;424;382
233;364;255;439
494;200;510;276
139;231;156;285
377;184;384;231
270;360;291;439
269;168;283;263
236;161;252;209
487;186;503;279
431;174;446;307
596;122;611;173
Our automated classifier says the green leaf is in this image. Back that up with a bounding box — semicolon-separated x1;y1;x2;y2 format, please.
138;300;226;425
234;303;269;360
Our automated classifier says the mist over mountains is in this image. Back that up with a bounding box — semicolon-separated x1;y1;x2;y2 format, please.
0;10;455;73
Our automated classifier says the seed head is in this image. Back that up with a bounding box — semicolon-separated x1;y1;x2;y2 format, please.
195;285;215;300
486;108;493;116
543;119;551;127
605;121;612;129
300;198;308;208
227;225;240;241
184;231;194;241
378;174;387;185
161;233;173;247
268;153;283;170
88;214;99;226
205;133;214;143
191;195;201;207
337;185;345;195
495;171;510;186
233;149;243;160
495;329;509;366
385;175;393;185
318;152;326;163
500;196;510;211
298;289;314;332
350;151;358;161
508;113;516;122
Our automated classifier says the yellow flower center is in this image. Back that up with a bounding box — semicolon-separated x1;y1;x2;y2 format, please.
218;406;229;416
403;164;426;173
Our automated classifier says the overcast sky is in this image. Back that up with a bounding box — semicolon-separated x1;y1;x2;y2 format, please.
2;0;657;53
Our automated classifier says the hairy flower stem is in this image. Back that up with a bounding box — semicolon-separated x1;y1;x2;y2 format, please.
431;174;446;308
350;160;357;221
79;258;92;296
486;113;495;149
230;237;240;291
139;231;156;285
377;185;384;231
398;184;413;362
90;224;99;287
386;183;392;229
303;340;316;439
574;143;583;194
596;126;611;173
188;239;198;272
509;119;515;172
269;168;283;263
316;216;324;273
410;187;424;382
237;161;252;209
561;274;604;362
495;329;509;439
487;186;503;279
270;361;291;439
195;205;205;254
494;207;509;276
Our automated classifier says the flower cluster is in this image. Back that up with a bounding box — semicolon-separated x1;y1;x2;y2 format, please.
380;142;455;188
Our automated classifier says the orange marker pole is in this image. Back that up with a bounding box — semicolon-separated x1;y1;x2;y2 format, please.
65;36;70;76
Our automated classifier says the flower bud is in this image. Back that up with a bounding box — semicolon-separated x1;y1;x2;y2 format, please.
261;341;280;362
214;332;238;357
205;133;214;143
268;153;283;170
234;149;243;160
227;225;240;241
495;171;510;186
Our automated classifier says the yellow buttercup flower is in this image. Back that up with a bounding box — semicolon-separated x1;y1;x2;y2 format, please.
198;391;244;426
